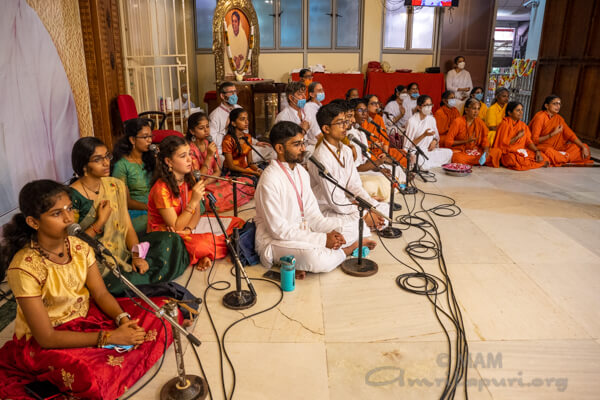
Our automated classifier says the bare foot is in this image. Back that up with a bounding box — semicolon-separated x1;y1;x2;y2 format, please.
295;270;306;280
343;241;359;256
182;319;193;328
195;256;212;271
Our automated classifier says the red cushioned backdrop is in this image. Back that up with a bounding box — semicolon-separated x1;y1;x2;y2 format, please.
291;72;365;105
364;72;445;112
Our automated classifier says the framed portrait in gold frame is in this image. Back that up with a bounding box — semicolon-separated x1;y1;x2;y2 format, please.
213;0;260;82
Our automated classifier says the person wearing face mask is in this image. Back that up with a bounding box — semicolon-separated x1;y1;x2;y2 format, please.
434;91;461;147
446;56;473;111
275;81;312;135
172;84;196;111
303;81;325;155
403;95;453;170
466;86;488;120
383;85;409;133
299;68;313;87
405;82;420;116
209;81;241;159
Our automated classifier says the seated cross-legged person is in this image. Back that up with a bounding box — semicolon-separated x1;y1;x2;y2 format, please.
222;108;263;183
254;121;356;275
485;87;509;146
111;118;155;234
350;98;405;201
529;95;592;166
362;94;408;168
446;98;502;167
70;137;189;295
0;180;178;400
434;90;461;147
308;102;387;247
493;101;553;171
185;111;255;211
403;95;453;170
148;135;245;270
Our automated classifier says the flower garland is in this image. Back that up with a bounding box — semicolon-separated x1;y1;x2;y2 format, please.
224;17;254;77
488;59;537;89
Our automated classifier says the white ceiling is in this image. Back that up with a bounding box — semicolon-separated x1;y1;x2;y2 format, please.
496;0;533;22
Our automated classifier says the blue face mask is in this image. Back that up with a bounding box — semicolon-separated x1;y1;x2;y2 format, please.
475;93;484;101
316;92;326;102
227;94;238;106
448;99;457;108
296;98;307;109
411;92;419;99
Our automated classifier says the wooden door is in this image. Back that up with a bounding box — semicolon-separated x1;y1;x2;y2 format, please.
439;0;496;89
531;0;600;146
79;0;126;149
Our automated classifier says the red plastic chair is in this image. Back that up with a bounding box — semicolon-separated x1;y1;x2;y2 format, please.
117;94;183;143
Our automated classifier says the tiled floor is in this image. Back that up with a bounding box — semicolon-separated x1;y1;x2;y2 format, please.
1;164;599;399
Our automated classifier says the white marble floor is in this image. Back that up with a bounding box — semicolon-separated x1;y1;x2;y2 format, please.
2;164;599;399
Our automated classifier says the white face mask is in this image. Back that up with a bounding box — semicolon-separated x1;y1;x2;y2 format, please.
422;105;433;115
448;99;457;108
399;93;410;100
182;93;188;100
457;62;466;69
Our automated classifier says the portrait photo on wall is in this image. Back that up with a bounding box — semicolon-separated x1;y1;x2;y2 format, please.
224;8;252;76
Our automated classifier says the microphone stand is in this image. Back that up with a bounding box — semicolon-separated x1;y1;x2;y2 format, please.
242;136;269;166
355;145;403;239
312;168;381;276
197;173;256;218
206;193;257;309
98;253;208;399
386;117;431;189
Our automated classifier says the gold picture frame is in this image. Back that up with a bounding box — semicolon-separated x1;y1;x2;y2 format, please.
213;0;260;82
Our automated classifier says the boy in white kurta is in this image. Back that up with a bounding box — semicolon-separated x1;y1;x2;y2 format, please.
255;121;356;274
403;95;453;170
307;103;387;247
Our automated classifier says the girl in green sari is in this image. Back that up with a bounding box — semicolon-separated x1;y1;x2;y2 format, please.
69;137;189;294
111;118;154;234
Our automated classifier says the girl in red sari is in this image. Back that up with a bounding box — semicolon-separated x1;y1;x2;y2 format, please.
493;101;554;171
446;98;502;167
185;112;255;211
148;136;244;270
0;180;175;400
435;90;461;147
529;95;592;166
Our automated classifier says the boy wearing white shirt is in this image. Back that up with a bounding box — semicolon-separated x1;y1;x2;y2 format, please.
254;121;357;275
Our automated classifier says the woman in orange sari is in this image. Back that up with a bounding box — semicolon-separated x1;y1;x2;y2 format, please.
361;94;408;168
446;98;502;167
435;90;461;147
493;101;552;171
529;95;592;166
148;136;244;270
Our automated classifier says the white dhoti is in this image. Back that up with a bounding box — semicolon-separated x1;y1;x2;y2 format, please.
271;243;346;273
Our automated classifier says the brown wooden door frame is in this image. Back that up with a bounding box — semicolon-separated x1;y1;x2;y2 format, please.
79;0;126;149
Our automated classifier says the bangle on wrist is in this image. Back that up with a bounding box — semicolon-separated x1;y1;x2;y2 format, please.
115;312;131;326
91;223;102;235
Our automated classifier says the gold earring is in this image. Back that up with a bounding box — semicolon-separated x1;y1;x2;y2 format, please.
168;165;173;172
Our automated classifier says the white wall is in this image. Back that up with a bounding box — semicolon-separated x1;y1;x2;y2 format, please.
525;0;546;60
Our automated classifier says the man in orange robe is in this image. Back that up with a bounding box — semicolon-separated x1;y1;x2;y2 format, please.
446;112;501;167
435;91;461;147
529;95;592;166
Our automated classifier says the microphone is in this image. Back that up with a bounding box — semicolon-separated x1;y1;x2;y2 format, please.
347;133;368;153
368;116;383;131
308;155;331;177
67;223;111;256
192;170;202;182
148;144;159;154
206;136;213;143
353;123;373;138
